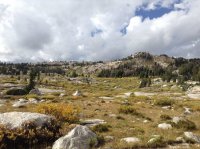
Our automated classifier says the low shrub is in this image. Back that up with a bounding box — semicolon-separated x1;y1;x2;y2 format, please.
25;94;39;99
41;94;56;100
6;88;27;95
172;120;196;130
36;103;80;123
119;106;152;121
119;106;137;115
160;114;172;121
116;115;125;120
92;124;111;133
154;99;175;106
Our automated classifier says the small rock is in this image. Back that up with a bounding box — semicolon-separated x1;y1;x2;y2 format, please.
108;114;117;118
28;98;38;104
99;97;114;100
59;93;65;97
18;98;27;102
148;135;162;144
105;136;114;142
184;107;192;115
168;143;190;148
73;90;82;96
29;88;41;95
162;106;171;110
40;99;45;103
172;117;185;124
121;137;140;143
184;132;200;143
121;100;130;105
124;92;133;97
143;120;149;123
12;100;27;108
176;137;185;143
158;123;172;129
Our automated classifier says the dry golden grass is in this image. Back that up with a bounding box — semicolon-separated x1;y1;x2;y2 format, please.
35;103;80;123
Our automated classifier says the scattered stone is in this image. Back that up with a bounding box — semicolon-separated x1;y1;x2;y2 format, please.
153;78;163;84
121;137;140;144
187;86;200;99
143;120;149;123
116;92;133;98
99;96;114;100
158;123;172;129
121;100;131;105
148;135;162;144
59;93;65;97
0;112;55;129
124;92;133;97
168;143;190;148
105;136;114;142
73;90;82;96
172;117;185;124
114;86;120;89
134;92;155;97
184;107;192;115
28;98;39;104
29;88;41;95
52;125;97;149
184;132;200;143
19;98;27;102
81;119;106;127
176;137;185;143
108;114;117;118
12;100;27;108
40;99;45;103
39;88;65;94
162;106;171;110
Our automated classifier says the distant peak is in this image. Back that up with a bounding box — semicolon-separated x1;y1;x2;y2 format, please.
133;52;153;60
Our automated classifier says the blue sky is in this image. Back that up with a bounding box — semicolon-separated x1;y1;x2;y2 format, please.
0;0;200;62
136;7;173;20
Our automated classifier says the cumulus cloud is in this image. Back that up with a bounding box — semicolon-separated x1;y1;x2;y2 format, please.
0;0;199;62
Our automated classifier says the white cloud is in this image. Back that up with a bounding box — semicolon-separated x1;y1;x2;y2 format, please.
0;0;199;62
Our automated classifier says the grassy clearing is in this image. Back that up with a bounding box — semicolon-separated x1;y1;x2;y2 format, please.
0;75;200;148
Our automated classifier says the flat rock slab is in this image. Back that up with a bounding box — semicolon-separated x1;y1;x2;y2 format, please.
0;112;54;129
187;94;200;99
38;88;65;94
81;119;106;127
121;137;141;143
99;96;114;100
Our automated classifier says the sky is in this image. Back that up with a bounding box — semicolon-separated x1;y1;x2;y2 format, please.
0;0;200;62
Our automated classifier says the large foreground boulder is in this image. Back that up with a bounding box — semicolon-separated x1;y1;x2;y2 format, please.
52;125;98;149
0;112;60;148
0;112;54;129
